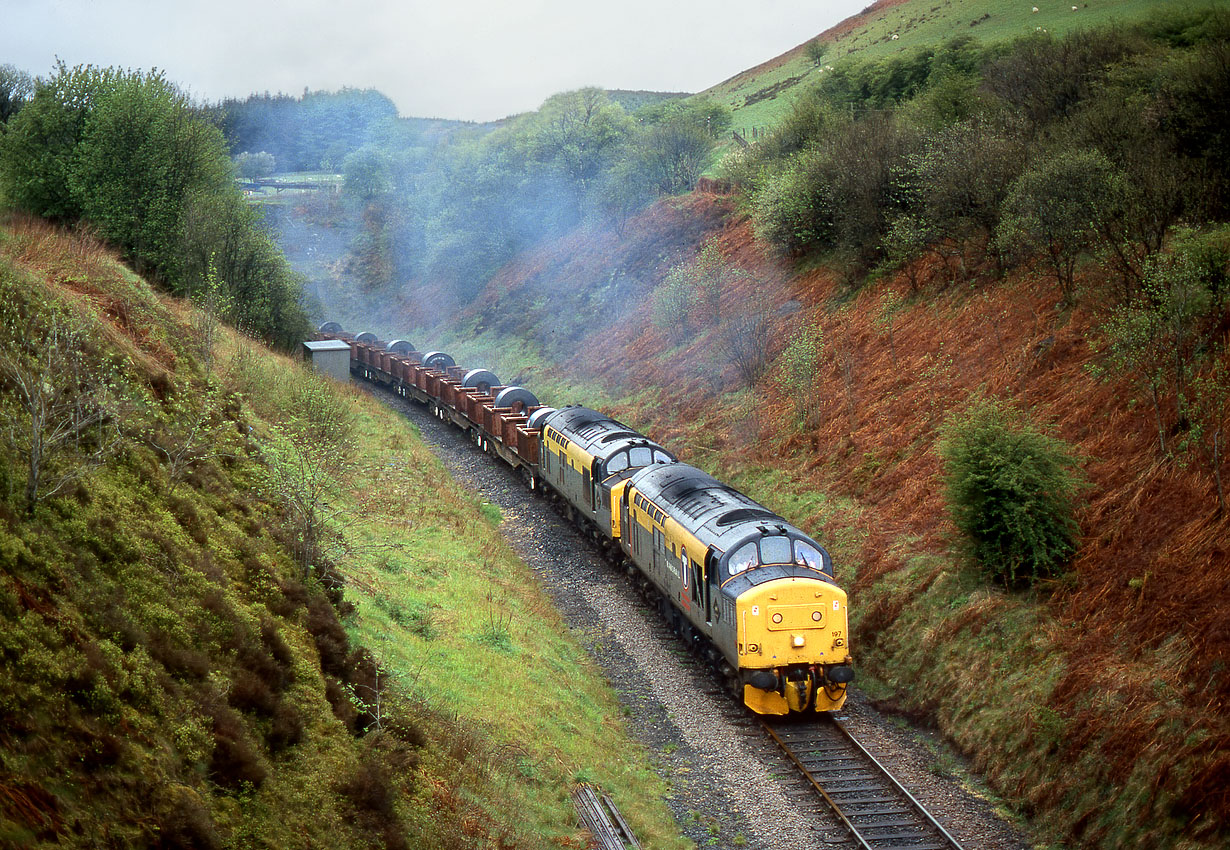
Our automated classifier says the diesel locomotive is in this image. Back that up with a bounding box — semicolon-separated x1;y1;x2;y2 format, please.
318;323;853;714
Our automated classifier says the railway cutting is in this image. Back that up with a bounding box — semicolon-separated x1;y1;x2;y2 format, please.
334;324;1033;850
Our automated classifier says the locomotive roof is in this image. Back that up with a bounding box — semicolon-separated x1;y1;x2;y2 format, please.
542;406;672;461
629;462;812;554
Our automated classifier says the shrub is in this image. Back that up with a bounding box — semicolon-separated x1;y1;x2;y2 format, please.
208;706;268;788
776;322;823;422
750;150;837;256
939;399;1086;586
996;147;1126;304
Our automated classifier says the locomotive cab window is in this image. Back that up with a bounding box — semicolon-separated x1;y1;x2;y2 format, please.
629;446;653;467
760;536;791;565
607;452;629;474
729;542;758;575
795;541;825;571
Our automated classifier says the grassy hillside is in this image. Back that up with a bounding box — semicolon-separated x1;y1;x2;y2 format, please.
703;0;1207;147
0;216;685;849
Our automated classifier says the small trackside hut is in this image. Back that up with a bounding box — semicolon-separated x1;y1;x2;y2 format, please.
302;339;353;382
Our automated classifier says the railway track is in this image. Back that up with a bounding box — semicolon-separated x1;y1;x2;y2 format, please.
763;715;965;850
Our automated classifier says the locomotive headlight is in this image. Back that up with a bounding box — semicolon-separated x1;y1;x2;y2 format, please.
811;611;822;622
771;613;783;624
791;635;805;648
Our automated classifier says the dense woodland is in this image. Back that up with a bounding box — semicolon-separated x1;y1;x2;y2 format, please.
738;12;1230;279
218;84;732;301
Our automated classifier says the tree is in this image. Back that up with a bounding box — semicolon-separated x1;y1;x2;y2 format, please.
68;67;234;283
176;189;309;349
233;150;276;180
996;148;1125;304
142;381;231;493
140;262;236;491
0;62;309;349
910;120;1027;247
0;276;123;514
631;99;730;196
522;87;632;208
939;398;1087;586
651;267;697;336
752;111;918;271
1094;245;1221;454
192;256;233;376
595;154;655;236
806;40;829;68
654;241;749;334
880;214;932;292
342;146;394;200
718;297;773;391
0;62;107;220
0;64;33;124
218;87;399;172
874;289;905;367
1189;358;1230;515
751;152;837;256
776;323;823;424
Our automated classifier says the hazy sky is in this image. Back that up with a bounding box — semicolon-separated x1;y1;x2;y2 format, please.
4;0;867;121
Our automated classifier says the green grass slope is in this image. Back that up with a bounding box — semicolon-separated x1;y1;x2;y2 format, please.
703;0;1203;145
0;216;685;849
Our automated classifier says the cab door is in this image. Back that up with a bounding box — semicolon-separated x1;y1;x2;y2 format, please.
618;488;630;547
705;551;719;625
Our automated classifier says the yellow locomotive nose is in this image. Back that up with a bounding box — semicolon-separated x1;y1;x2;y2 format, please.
738;580;847;666
737;578;851;714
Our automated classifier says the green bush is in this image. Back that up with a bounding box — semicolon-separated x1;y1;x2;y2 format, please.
750;149;837;256
939;399;1086;586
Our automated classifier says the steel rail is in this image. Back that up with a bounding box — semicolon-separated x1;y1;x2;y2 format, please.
761;720;876;850
830;715;965;850
762;716;964;850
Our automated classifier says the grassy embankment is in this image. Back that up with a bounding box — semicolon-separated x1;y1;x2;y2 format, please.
0;217;686;849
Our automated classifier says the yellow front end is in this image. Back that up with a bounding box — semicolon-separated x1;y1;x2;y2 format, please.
737;577;852;714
